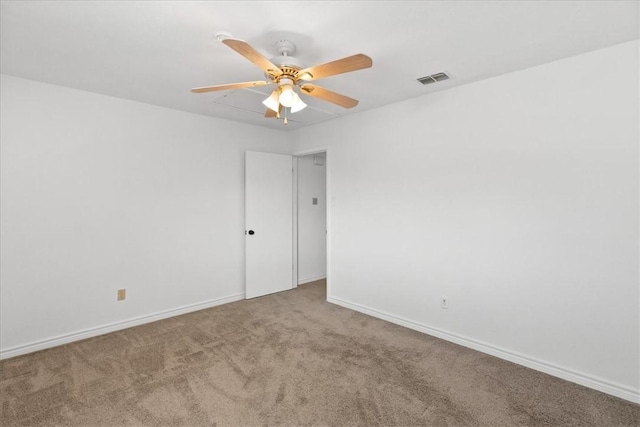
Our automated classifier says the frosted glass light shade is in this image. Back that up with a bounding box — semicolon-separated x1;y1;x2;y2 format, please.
262;90;280;112
290;93;307;113
279;85;295;107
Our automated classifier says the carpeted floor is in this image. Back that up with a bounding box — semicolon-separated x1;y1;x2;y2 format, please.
1;280;638;426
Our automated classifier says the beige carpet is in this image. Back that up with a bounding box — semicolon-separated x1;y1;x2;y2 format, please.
1;280;638;426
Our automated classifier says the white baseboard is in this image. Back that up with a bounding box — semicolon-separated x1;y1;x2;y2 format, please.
327;296;639;404
0;293;245;360
298;275;327;285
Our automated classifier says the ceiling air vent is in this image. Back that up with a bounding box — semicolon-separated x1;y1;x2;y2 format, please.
417;72;450;85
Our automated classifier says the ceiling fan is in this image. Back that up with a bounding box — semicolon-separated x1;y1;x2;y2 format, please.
191;34;373;124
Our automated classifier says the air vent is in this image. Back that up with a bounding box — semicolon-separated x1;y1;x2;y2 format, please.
417;72;450;85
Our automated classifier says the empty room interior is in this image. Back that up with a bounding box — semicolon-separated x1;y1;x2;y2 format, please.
1;1;639;426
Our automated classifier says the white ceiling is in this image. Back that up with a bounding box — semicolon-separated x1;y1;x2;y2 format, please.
1;1;638;131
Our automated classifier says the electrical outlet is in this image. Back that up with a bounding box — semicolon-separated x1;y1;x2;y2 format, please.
117;289;126;301
441;296;448;309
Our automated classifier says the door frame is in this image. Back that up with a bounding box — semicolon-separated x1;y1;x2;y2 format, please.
292;147;330;297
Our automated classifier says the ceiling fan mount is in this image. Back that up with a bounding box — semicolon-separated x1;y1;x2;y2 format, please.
191;35;373;123
274;39;296;57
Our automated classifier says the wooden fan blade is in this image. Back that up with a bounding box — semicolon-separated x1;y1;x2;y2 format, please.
264;104;283;118
300;84;359;108
223;38;283;78
297;54;372;82
191;81;269;93
265;108;277;118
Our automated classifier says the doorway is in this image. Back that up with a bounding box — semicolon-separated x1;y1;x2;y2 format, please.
294;151;327;288
244;149;328;299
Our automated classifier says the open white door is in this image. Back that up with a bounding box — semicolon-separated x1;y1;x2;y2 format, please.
245;151;293;299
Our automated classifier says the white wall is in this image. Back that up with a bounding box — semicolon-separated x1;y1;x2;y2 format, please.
297;154;327;283
0;75;292;357
292;40;639;402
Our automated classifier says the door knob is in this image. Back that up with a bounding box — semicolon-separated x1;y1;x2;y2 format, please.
248;230;255;235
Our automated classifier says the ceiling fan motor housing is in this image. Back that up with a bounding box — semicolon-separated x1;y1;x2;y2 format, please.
265;39;305;81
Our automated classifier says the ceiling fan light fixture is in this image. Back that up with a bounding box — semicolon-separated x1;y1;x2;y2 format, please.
262;90;280;112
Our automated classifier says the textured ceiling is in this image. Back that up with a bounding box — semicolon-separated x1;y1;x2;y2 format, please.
1;1;638;131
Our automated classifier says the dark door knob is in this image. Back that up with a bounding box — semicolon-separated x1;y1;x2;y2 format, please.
248;230;255;235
